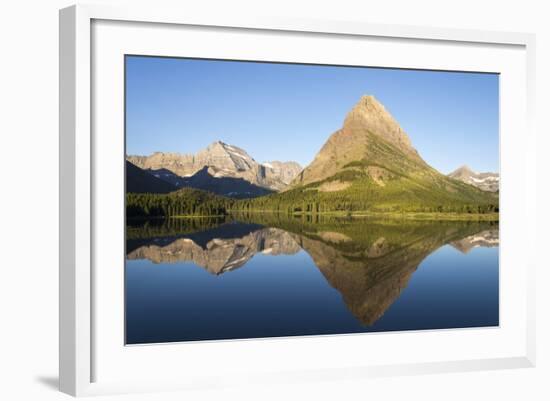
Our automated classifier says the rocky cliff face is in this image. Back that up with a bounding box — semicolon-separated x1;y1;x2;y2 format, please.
448;165;499;192
343;95;417;155
261;161;303;186
292;95;426;186
127;141;302;193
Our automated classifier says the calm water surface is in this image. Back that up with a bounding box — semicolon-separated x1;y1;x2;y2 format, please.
125;216;499;344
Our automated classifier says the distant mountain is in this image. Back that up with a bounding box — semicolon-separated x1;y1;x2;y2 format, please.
261;161;302;186
126;160;177;194
266;95;499;212
448;165;499;192
127;142;302;196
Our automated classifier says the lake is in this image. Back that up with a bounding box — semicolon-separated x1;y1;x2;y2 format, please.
125;215;499;344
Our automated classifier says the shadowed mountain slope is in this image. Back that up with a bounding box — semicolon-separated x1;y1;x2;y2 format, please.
175;166;274;198
126;160;177;194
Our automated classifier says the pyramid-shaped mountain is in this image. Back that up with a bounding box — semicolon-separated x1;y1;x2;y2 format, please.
282;95;498;212
294;95;425;185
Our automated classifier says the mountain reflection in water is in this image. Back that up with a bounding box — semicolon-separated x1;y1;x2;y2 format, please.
128;223;300;274
126;216;499;343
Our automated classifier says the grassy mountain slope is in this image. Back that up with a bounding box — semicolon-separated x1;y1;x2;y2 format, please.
233;130;498;213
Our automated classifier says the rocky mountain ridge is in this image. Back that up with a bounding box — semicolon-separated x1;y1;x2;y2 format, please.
127;141;302;194
448;165;499;192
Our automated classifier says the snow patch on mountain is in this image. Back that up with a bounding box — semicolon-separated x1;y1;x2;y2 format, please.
448;165;499;192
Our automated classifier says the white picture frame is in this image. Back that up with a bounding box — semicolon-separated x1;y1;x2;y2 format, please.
59;4;536;397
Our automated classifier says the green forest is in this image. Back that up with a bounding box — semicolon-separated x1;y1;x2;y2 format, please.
126;182;499;220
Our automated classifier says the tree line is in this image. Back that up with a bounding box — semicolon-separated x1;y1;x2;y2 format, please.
126;189;230;218
126;187;498;219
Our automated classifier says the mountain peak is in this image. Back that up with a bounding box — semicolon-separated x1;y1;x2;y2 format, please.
206;140;228;150
292;95;425;187
127;142;303;194
451;165;475;175
358;94;383;107
352;95;390;115
448;165;499;192
343;94;415;154
460;164;473;171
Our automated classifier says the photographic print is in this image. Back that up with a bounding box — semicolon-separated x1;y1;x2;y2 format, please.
125;56;499;345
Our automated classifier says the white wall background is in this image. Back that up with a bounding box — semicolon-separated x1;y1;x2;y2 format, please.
0;0;547;400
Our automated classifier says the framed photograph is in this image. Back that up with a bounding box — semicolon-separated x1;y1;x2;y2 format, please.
59;4;536;396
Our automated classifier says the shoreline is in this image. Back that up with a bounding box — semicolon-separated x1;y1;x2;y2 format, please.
228;210;499;221
128;211;499;222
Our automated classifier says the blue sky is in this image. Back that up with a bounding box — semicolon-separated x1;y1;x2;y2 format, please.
126;56;499;174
